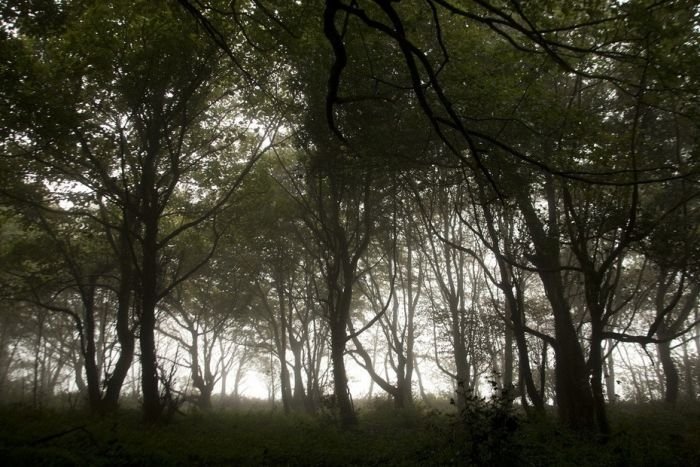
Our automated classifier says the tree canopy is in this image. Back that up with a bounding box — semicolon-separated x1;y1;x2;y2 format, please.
1;0;699;442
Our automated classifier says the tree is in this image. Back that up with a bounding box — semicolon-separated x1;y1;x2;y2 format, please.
2;0;278;422
351;190;422;409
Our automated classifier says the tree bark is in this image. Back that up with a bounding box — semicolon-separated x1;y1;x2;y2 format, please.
289;338;308;411
657;338;679;404
102;228;135;411
81;278;102;412
478;190;544;412
517;182;595;431
331;314;356;426
605;346;616;403
139;199;162;423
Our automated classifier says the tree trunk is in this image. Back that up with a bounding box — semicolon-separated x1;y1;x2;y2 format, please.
605;346;616;403
682;340;694;401
452;305;471;410
395;376;412;409
198;385;213;410
277;339;293;413
82;287;102;413
517;186;595;431
503;311;514;390
479;187;543;412
548;283;595;431
331;312;356;427
695;308;700;397
32;312;46;409
510;280;545;411
140;213;162;423
350;331;403;407
233;356;246;406
102;237;135;411
398;349;414;409
189;330;214;411
657;339;679;404
289;340;308;411
139;302;160;422
589;312;610;435
325;215;362;426
413;356;431;406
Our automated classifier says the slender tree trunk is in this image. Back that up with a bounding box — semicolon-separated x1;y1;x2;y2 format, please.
325;223;362;426
503;312;514;390
328;258;357;426
511;282;544;411
140;212;162;423
682;340;694;401
331;312;356;427
277;296;293;414
72;349;86;396
81;280;102;413
589;311;610;435
220;369;227;399
367;331;379;399
395;361;413;409
189;330;213;410
278;359;293;414
449;298;471;410
233;356;246;406
32;312;46;409
400;345;415;409
657;338;679;404
479;187;542;411
695;308;700;395
139;301;160;422
0;319;10;397
102;233;135;411
413;356;431;406
605;346;616;403
290;341;307;411
0;338;19;399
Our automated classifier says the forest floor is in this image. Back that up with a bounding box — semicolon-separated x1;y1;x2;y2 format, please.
0;400;698;466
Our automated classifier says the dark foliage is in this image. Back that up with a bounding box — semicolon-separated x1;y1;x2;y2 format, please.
448;379;520;466
0;403;698;466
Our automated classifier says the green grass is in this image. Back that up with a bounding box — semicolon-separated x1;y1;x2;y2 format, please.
0;402;698;466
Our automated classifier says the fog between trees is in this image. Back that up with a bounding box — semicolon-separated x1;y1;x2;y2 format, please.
1;0;699;439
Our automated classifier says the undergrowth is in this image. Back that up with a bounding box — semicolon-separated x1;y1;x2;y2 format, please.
0;400;698;466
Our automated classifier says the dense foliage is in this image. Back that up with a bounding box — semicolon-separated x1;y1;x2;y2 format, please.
1;0;699;461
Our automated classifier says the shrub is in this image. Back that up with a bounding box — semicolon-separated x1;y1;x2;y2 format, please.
449;380;520;466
